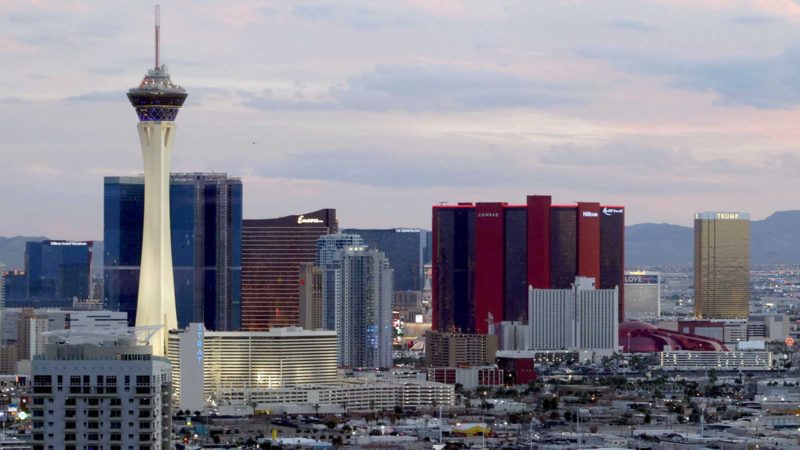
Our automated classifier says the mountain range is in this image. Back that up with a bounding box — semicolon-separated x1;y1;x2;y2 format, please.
626;210;800;266
0;210;797;272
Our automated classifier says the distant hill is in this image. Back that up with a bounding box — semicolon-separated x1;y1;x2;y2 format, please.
2;210;798;273
0;237;103;277
625;210;800;266
625;223;693;266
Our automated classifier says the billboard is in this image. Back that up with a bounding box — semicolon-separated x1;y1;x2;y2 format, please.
624;274;659;284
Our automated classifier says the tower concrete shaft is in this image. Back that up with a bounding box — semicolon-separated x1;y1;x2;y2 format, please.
136;121;179;356
127;5;187;356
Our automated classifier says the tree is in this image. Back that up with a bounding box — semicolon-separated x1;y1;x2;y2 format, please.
313;403;321;418
653;388;664;399
526;380;542;395
324;416;340;429
541;397;559;411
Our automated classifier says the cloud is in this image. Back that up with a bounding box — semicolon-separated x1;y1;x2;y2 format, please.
581;43;800;109
729;14;778;25
607;19;660;33
64;90;125;103
250;139;774;196
254;148;532;188
538;141;787;186
541;143;691;168
243;89;338;111
292;3;418;29
243;64;591;113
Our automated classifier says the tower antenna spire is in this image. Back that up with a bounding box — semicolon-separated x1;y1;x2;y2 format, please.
154;3;160;69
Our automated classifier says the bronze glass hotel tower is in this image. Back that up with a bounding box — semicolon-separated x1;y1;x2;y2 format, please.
694;212;750;319
241;209;337;330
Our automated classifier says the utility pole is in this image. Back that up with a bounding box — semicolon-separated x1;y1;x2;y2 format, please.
529;416;534;450
438;405;443;444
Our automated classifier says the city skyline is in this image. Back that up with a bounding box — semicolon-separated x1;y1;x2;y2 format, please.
3;1;800;239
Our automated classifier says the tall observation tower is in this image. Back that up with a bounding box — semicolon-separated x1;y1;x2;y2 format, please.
127;5;187;356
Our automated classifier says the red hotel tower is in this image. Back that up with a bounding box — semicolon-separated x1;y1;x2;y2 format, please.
432;195;624;334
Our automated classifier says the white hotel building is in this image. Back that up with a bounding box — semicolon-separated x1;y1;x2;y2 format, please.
529;277;619;360
168;324;338;411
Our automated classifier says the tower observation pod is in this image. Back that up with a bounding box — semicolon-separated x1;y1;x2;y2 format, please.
126;4;186;356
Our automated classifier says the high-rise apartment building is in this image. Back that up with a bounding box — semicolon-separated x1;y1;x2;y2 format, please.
624;271;661;319
341;228;429;291
694;212;750;319
241;209;337;330
316;234;364;330
104;173;242;331
31;328;173;450
298;263;324;330
329;248;393;368
432;196;624;333
528;277;618;357
25;240;93;306
317;234;364;266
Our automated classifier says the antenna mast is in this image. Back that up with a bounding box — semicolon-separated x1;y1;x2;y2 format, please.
154;4;161;69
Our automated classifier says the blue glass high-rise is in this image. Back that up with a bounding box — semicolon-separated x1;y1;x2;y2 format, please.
24;240;93;307
341;228;429;291
104;173;242;330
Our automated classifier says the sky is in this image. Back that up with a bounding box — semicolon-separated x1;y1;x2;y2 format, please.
3;0;800;240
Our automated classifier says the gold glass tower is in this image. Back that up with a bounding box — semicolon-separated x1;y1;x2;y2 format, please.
693;212;750;319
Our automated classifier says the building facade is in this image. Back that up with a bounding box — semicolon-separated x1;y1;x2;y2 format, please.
694;212;750;319
624;271;660;320
328;248;393;368
316;234;364;330
2;270;27;305
424;331;498;367
167;324;338;411
1;309;130;374
432;196;624;334
341;228;429;291
31;328;173;450
316;234;364;266
659;351;771;371
241;209;336;330
104;173;243;331
529;277;619;357
298;263;324;330
226;379;454;413
25;241;93;307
